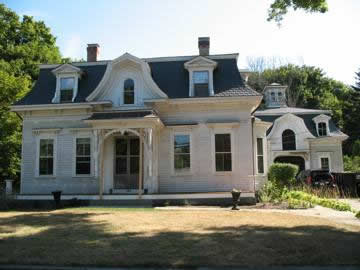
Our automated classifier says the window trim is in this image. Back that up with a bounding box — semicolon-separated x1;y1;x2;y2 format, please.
211;129;234;175
123;78;135;105
256;137;265;175
60;77;75;103
52;73;80;103
35;135;57;178
318;153;331;171
72;135;93;177
317;122;328;137
282;129;296;151
170;131;193;176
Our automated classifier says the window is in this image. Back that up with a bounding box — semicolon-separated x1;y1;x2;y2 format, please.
124;79;135;104
318;122;327;136
270;92;276;102
174;134;190;172
278;92;283;102
320;157;330;170
60;77;75;103
257;138;264;174
215;134;232;171
193;71;209;97
282;129;296;150
39;139;54;175
76;138;91;175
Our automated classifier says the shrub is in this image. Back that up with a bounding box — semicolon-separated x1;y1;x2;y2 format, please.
268;163;299;187
258;181;288;203
344;155;360;172
286;190;352;212
356;211;360;219
287;198;313;209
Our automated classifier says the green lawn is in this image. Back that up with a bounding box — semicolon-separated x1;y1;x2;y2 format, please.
0;208;360;267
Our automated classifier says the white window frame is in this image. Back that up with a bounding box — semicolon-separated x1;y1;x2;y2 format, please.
35;134;57;178
52;74;80;103
211;128;234;175
73;135;93;177
122;78;136;106
256;137;265;175
317;122;327;137
170;131;193;176
318;153;331;171
312;114;331;137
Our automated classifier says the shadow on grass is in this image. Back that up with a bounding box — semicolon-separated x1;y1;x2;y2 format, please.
0;211;359;267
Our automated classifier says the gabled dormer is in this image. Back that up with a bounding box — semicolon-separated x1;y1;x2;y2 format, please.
312;114;331;137
184;37;217;97
51;64;83;103
264;83;287;108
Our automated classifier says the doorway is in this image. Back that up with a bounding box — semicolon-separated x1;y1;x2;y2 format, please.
114;136;140;190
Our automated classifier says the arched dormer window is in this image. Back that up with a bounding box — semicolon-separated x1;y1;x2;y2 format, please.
282;129;296;150
318;122;327;136
124;79;134;104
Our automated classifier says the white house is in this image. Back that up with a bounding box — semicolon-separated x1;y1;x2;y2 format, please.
254;83;348;188
10;38;347;202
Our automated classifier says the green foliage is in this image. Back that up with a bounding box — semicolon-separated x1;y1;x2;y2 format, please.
343;155;360;172
287;197;312;209
0;4;61;182
268;0;328;24
356;211;360;219
258;181;288;203
353;69;360;92
285;191;352;212
268;163;299;187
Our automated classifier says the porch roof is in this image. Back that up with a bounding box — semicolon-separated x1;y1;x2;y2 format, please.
85;110;157;121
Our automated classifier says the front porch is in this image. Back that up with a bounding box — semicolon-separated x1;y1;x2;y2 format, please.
85;110;162;198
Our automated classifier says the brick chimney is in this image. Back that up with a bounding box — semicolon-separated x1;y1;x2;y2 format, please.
198;37;210;56
87;44;100;62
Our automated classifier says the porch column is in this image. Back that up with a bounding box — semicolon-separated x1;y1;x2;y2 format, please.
138;129;144;198
99;130;105;200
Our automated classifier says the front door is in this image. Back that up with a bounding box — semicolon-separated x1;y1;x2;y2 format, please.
114;136;140;190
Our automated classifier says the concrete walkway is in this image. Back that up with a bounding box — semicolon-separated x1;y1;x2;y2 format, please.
339;198;360;212
1;265;360;270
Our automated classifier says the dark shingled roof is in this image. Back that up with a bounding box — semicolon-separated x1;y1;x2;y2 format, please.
256;113;345;138
14;57;260;106
86;110;156;120
15;65;107;105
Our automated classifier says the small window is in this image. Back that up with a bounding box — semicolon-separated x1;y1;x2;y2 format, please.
278;92;283;102
215;134;232;172
257;138;264;174
320;157;330;170
60;77;75;103
124;79;135;104
39;139;54;175
282;129;296;151
193;71;209;97
174;134;190;172
270;92;276;102
318;122;327;136
76;138;91;175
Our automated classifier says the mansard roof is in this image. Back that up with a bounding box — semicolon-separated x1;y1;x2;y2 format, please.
14;54;260;106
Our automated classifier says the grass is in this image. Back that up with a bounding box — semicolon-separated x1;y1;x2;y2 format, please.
0;208;360;267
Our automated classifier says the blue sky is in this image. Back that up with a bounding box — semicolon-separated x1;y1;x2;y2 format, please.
3;0;360;85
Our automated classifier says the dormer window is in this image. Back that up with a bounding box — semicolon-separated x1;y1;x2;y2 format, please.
60;77;75;103
193;71;209;97
313;114;331;137
271;92;276;102
318;122;327;136
278;92;283;101
51;64;82;104
184;56;217;97
124;79;135;104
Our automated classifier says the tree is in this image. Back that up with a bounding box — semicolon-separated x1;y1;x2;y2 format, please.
353;69;360;92
0;4;61;183
268;0;328;24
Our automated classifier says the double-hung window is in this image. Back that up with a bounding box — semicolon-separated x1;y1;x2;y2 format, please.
318;122;327;136
76;138;91;175
320;156;330;170
60;77;75;103
39;139;54;176
193;71;209;97
124;79;135;104
257;138;264;174
174;134;191;173
215;134;232;172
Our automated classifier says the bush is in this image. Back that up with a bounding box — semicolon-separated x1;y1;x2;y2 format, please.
258;181;289;203
356;211;360;219
344;155;360;172
268;163;299;187
286;190;352;212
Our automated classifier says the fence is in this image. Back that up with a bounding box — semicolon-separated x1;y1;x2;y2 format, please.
333;172;360;197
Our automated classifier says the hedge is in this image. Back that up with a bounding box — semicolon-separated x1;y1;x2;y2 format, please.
268;163;299;187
